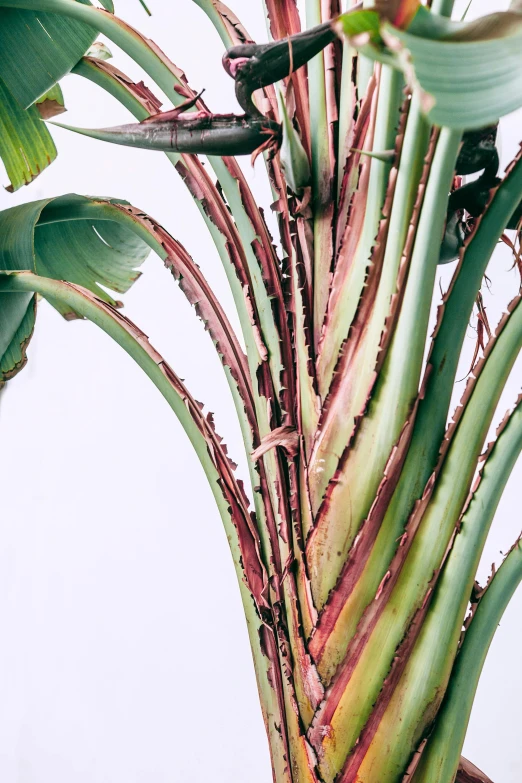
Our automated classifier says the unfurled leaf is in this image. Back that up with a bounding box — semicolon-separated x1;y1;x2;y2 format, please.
0;194;150;379
383;15;522;128
34;195;149;311
0;5;97;107
337;5;522;129
0;76;57;191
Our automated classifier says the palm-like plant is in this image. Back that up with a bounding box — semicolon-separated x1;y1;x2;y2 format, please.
0;1;521;782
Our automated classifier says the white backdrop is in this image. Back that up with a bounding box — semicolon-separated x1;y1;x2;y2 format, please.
0;1;520;781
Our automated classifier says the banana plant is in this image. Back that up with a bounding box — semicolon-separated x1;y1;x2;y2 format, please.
0;1;521;782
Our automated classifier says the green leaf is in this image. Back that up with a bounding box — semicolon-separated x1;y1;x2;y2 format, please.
337;5;522;129
35;195;149;311
407;3;521;42
0;76;57;191
381;7;522;129
0;295;36;379
0;3;97;107
98;0;113;10
0;194;150;379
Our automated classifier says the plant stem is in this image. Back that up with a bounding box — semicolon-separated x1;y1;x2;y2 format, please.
412;538;522;783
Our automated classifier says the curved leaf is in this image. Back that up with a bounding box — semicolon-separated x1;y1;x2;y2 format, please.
0;194;150;379
337;5;522;129
383;20;522;128
0;198;49;380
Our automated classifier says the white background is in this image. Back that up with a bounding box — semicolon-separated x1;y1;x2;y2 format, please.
0;1;520;781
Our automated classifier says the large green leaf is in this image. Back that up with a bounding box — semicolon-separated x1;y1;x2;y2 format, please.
337;5;522;129
0;194;150;381
0;76;58;192
34;195;148;307
384;20;522;128
0;2;97;108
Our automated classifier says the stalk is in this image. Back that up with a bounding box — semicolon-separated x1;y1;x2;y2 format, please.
309;64;403;518
412;538;522;783
310;294;522;783
306;0;333;348
342;297;522;782
0;272;254;570
307;126;460;623
2;1;521;781
365;398;522;782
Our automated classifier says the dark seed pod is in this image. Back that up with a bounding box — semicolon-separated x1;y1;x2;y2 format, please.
439;210;466;265
456;124;498;176
223;22;336;115
57;114;282;157
448;173;501;219
440;144;501;264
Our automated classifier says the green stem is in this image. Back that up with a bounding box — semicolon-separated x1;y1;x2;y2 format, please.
315;295;522;782
356;0;375;97
71;58;271;474
1;0;187;102
412;538;522;783
315;151;522;680
373;127;461;456
336;38;356;198
306;0;332;348
304;95;430;619
389;399;522;782
192;0;238;48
